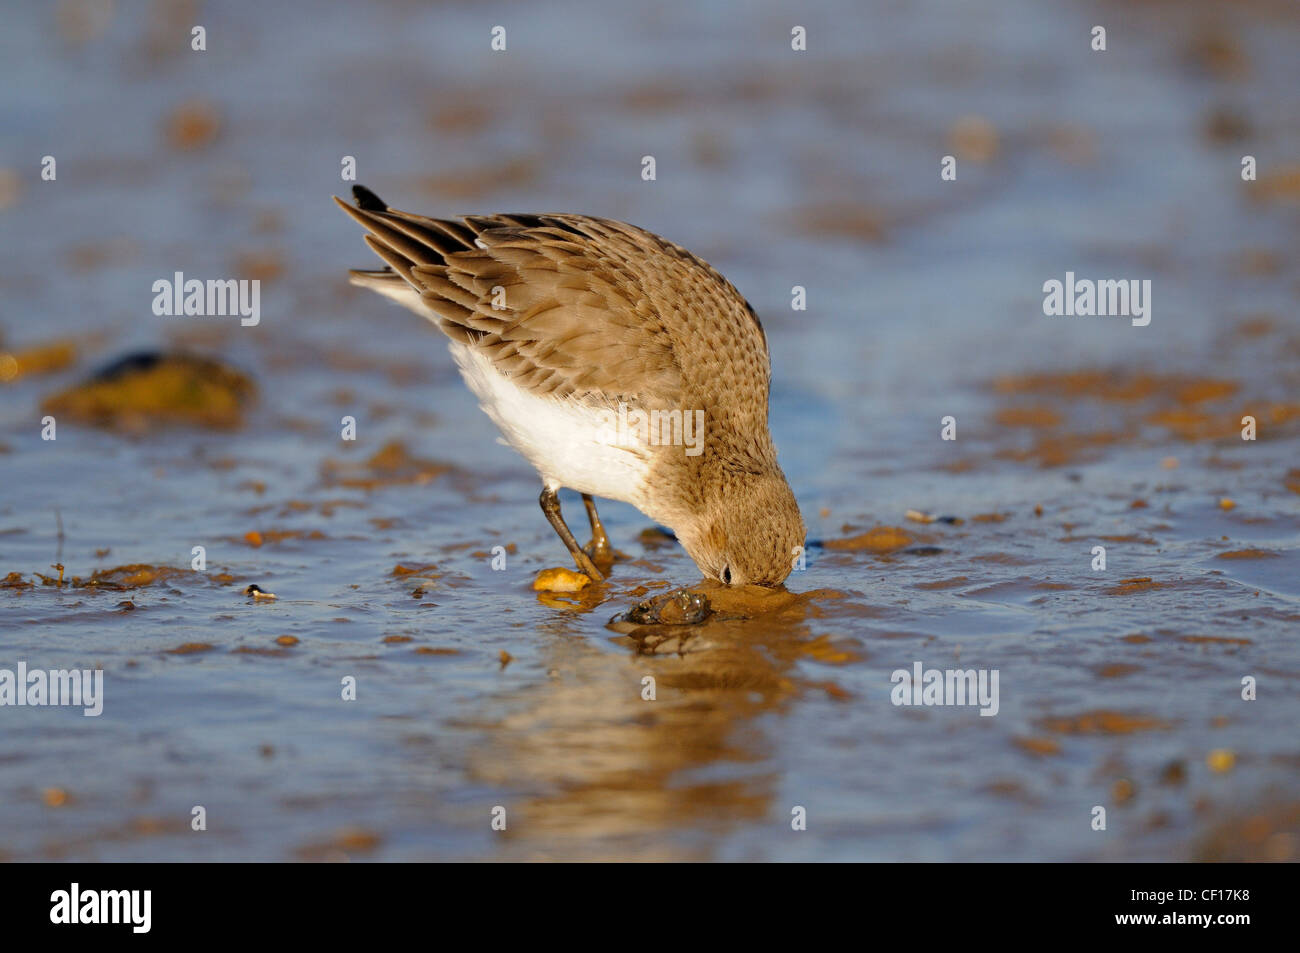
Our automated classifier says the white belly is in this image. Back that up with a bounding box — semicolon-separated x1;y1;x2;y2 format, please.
447;341;653;506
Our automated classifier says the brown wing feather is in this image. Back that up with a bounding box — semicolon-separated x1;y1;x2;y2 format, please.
334;191;769;420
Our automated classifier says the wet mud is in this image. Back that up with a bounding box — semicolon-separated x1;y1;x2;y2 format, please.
1;0;1298;860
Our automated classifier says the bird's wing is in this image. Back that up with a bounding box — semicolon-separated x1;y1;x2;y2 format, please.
335;187;767;406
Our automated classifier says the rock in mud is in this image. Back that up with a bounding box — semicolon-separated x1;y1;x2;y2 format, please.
611;588;711;627
42;351;255;431
0;340;77;382
533;567;590;592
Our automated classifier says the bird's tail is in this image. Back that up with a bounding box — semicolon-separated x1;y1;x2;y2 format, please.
333;184;481;305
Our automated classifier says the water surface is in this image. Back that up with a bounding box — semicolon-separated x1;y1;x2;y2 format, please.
1;0;1298;861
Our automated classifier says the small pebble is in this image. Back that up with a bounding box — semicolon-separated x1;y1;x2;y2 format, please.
533;567;590;592
1207;749;1236;773
1159;760;1187;785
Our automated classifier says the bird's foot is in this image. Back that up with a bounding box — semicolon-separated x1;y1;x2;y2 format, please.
583;536;616;576
573;548;605;582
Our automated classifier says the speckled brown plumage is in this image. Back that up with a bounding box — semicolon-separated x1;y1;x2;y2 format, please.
337;186;805;587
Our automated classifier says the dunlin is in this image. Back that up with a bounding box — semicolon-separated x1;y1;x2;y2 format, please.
336;186;805;586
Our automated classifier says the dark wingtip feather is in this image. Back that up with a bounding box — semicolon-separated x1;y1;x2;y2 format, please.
352;184;388;211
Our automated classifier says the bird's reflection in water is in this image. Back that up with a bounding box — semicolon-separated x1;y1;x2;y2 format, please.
462;582;859;859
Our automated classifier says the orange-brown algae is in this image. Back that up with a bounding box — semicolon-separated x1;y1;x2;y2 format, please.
824;526;913;552
165;643;216;655
1038;710;1170;735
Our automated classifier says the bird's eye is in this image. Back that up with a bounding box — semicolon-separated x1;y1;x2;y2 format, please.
721;565;733;585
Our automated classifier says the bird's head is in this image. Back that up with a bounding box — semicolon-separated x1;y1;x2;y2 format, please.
675;467;805;588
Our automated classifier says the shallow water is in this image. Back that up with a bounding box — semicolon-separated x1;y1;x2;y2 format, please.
1;0;1298;861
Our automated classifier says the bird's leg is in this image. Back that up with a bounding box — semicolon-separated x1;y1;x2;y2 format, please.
539;487;604;580
581;494;615;575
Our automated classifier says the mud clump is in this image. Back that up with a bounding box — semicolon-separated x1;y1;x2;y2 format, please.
607;580;839;641
825;526;913;552
83;564;192;589
533;568;591;592
1105;577;1168;595
612;588;711;627
1038;710;1171;735
322;441;454;489
391;563;440;579
166;642;216;655
164;99;222;151
700;581;813;617
0;340;77;382
19;563;198;591
948;115;999;162
42;352;255;431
